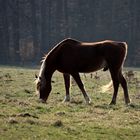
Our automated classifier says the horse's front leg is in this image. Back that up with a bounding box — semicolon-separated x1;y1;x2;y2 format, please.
71;73;91;104
63;73;70;102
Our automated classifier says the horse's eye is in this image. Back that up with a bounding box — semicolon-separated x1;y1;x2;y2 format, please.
35;74;38;79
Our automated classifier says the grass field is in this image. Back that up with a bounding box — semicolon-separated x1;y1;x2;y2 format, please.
0;66;140;140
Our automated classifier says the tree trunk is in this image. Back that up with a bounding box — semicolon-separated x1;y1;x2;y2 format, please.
30;0;40;63
12;0;20;64
0;0;9;64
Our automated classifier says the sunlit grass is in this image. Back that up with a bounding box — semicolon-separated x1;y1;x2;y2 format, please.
0;66;140;140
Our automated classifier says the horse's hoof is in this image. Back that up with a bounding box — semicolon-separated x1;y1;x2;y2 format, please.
62;97;70;103
86;99;92;105
38;99;46;103
125;99;131;105
109;101;116;105
125;102;131;106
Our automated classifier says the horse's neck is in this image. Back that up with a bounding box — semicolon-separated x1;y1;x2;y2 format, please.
39;59;54;82
39;60;46;78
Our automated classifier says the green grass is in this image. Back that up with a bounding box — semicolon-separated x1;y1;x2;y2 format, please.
0;66;140;140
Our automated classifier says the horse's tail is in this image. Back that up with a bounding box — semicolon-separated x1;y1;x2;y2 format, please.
120;42;128;68
101;80;113;93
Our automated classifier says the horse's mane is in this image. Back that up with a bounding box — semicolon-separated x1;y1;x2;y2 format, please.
42;38;80;62
35;38;80;91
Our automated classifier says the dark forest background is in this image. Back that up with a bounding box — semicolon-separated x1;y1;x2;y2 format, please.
0;0;140;67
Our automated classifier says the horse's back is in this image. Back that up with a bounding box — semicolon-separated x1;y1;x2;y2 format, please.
47;38;127;73
62;38;80;45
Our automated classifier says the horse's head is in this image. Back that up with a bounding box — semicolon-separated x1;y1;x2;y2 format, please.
35;74;52;103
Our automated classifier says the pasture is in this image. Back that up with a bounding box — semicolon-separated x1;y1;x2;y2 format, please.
0;66;140;140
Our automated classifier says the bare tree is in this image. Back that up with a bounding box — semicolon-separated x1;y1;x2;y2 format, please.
0;0;9;64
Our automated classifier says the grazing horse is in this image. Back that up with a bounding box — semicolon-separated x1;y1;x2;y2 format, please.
35;38;130;105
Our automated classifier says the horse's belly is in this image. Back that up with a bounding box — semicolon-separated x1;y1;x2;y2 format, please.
56;53;107;73
78;59;107;73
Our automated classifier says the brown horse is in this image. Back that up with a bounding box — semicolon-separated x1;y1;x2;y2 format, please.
35;38;130;105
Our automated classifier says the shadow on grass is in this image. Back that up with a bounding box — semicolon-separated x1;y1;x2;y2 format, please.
127;103;140;110
94;103;140;111
70;99;83;105
94;103;120;110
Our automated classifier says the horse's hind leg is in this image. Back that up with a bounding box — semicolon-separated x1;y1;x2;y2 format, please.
109;69;120;105
63;73;70;102
71;73;91;104
119;71;130;104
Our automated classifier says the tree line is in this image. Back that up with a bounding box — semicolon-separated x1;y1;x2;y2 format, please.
0;0;140;66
